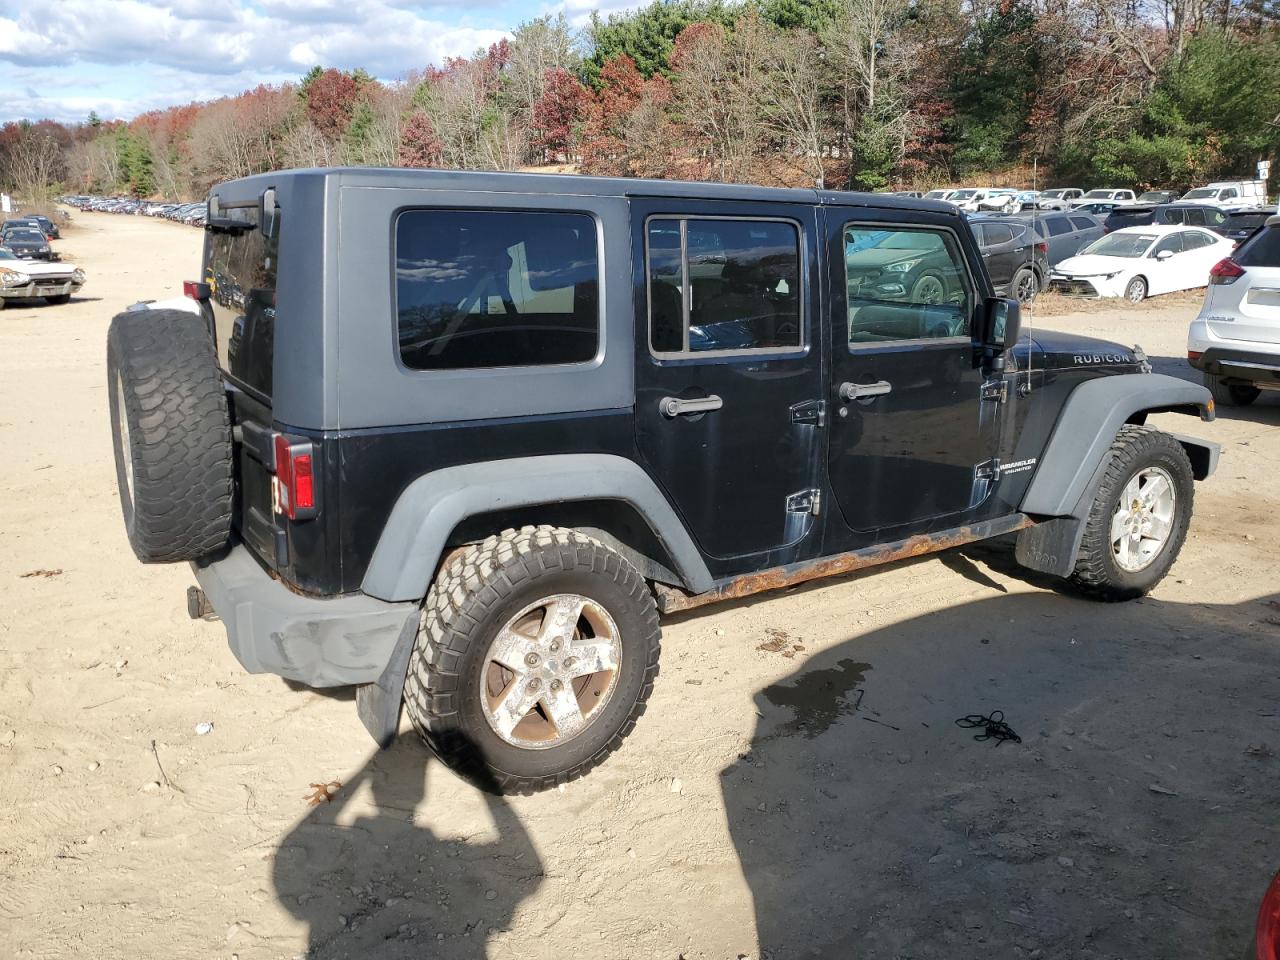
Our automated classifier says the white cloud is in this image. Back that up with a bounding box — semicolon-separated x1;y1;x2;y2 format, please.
0;0;510;122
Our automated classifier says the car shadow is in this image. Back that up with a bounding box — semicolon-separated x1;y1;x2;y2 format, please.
272;736;542;959
722;588;1280;959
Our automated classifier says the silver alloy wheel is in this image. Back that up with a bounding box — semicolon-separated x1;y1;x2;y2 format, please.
1110;466;1176;573
912;274;945;304
116;373;134;506
1126;277;1146;302
1015;271;1038;303
480;594;621;749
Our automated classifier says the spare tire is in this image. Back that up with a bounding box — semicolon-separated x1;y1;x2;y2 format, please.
107;308;234;563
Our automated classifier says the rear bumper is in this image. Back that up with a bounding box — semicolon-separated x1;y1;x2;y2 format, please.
192;544;418;687
1188;346;1280;386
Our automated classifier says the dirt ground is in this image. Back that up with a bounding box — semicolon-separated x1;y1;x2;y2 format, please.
1;211;1277;960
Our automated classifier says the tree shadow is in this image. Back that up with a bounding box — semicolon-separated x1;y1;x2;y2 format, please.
273;736;541;959
723;589;1280;959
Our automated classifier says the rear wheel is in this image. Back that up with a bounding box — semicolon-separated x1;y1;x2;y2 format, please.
1070;425;1193;601
1205;372;1260;407
1124;276;1147;302
911;271;947;304
403;526;661;794
1012;266;1040;305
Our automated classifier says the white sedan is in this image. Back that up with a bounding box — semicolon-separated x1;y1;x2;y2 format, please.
1048;225;1235;301
0;246;86;308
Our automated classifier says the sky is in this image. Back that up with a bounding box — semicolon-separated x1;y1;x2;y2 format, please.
0;0;633;125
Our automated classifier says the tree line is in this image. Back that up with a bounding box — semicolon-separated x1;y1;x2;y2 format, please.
1;0;1277;201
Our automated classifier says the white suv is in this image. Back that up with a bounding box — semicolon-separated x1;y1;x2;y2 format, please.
1187;215;1280;406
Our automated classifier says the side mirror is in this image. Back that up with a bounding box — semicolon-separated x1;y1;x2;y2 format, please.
259;187;278;239
980;296;1021;370
1155;249;1174;261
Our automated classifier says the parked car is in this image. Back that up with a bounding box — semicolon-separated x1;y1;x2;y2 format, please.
1015;190;1040;210
1103;207;1157;233
0;227;55;260
1132;190;1179;205
948;188;1002;212
891;190;924;199
3;215;58;240
1050;225;1235;301
1187;214;1280;406
1075;201;1120;215
1019;210;1104;266
1037;188;1084;210
105;167;1216;793
0;247;85;308
969;215;1047;303
1217;207;1277;245
975;189;1020;214
923;188;958;202
1069;189;1136;208
1178;180;1267;209
1153;203;1229;231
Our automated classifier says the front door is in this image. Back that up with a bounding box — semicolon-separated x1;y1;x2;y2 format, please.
825;212;1001;538
632;200;823;562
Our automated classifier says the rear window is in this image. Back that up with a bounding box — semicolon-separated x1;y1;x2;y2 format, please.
1069;216;1097;231
1107;211;1153;229
979;223;1014;245
206;205;278;398
396;209;599;371
1237;227;1280;268
1046;218;1073;237
1227;213;1270;233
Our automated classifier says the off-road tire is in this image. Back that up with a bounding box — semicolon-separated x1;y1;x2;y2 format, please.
45;294;71;305
404;525;661;794
1070;425;1193;601
1204;372;1260;407
107;309;233;563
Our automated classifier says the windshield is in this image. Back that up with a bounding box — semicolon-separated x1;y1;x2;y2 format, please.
1042;190;1066;199
951;190;977;199
0;248;17;260
924;190;950;200
1183;188;1216;200
1081;233;1156;258
5;230;44;242
1082;190;1112;199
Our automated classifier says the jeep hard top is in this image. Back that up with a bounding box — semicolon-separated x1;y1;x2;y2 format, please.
107;168;1218;793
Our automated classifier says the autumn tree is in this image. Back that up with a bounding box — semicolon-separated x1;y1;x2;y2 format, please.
532;68;590;161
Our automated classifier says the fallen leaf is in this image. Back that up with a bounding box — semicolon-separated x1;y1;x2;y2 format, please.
304;781;342;806
20;569;62;579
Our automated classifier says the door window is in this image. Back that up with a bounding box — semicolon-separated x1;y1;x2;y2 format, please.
646;218;803;356
1046;217;1073;237
1152;233;1185;256
1182;231;1215;250
842;225;972;344
1069;216;1096;231
979;223;1014;246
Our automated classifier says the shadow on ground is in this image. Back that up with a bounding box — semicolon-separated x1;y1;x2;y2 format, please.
272;738;541;959
723;587;1280;959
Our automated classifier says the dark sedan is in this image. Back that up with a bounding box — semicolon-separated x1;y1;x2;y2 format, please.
0;228;55;260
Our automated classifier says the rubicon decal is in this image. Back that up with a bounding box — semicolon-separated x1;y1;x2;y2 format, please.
1073;353;1133;365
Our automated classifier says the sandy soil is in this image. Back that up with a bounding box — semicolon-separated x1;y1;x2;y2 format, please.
2;211;1278;960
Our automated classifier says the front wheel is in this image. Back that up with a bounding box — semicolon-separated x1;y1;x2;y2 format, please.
1124;276;1148;302
404;526;661;794
1070;425;1194;601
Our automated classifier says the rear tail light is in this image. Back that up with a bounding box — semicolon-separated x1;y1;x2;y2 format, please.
1035;242;1047;255
1187;350;1202;362
1210;258;1245;284
273;435;316;520
183;280;212;300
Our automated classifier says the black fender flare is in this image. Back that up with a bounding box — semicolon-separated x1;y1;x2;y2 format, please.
1015;374;1218;577
360;454;714;602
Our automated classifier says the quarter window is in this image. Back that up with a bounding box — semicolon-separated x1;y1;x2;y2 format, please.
1069;216;1095;231
396;209;599;371
1046;218;1073;237
843;225;972;345
646;218;802;355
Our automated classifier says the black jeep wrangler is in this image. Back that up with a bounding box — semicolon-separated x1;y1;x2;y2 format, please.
107;169;1218;793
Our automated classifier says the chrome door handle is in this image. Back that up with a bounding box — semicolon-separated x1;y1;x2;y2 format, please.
659;395;724;418
838;380;892;401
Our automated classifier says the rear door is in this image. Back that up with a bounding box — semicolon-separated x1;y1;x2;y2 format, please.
977;222;1019;289
631;200;824;561
1208;226;1280;344
824;212;1001;537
